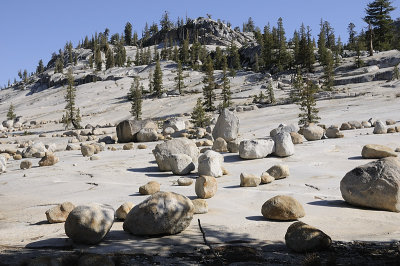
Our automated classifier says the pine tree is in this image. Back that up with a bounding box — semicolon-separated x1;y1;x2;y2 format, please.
221;56;232;108
253;53;260;72
191;98;211;128
88;55;94;68
105;49;115;69
94;47;102;71
347;23;357;50
262;24;273;69
23;69;28;83
202;56;216;111
7;104;16;120
36;59;44;74
290;69;303;103
153;59;163;96
175;60;185;94
323;51;335;90
274;17;291;72
124;22;132;45
63;68;81;129
364;0;396;51
268;82;276;104
214;46;223;70
229;40;241;70
180;37;190;65
129;76;142;119
297;80;320;126
148;70;153;93
160;11;173;32
318;20;328;66
55;57;64;73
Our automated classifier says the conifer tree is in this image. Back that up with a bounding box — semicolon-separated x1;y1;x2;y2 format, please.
229;40;241;70
318;20;328;66
274;17;291;72
214;47;223;70
268;82;276;104
88;55;94;68
175;60;185;94
63;68;81;129
36;59;44;74
55;57;64;73
106;49;115;69
347;23;357;50
129;76;142;119
7;104;16;120
148;70;153;93
202;56;216;111
323;51;335;90
23;69;28;83
221;56;232;108
153;59;163;96
364;0;396;51
124;22;132;45
180;37;190;65
191;98;211;128
94;47;102;71
262;24;273;69
253;53;260;72
297;80;320;126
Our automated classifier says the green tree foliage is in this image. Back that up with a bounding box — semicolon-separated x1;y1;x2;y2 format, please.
297;79;320;126
160;11;173;32
106;49;115;69
129;76;142;119
36;60;44;74
262;24;273;70
274;17;291;72
243;17;255;32
253;53;260;72
364;0;396;51
63;68;81;129
88;55;93;69
175;60;185;94
347;23;357;50
323;51;335;90
94;47;102;71
214;46;223;70
318;20;328;66
202;56;216;111
221;56;232;108
124;22;132;45
228;40;241;70
153;59;163;96
268;82;276;104
7;104;16;120
180;37;190;65
114;41;126;67
23;69;28;83
55;57;64;73
191;98;211;128
148;70;153;93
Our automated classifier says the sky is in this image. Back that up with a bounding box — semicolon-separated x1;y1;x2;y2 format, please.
0;0;399;86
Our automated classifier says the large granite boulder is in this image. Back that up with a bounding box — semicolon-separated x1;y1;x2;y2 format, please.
163;118;186;132
116;119;157;143
373;120;387;134
0;155;6;173
123;192;194;235
45;202;75;223
285;222;332;253
168;154;195;175
273;132;294;157
195;175;218;199
302;125;324;141
361;144;397;159
340;157;400;212
152;138;199;171
65;203;115;244
136;128;158;142
239;139;275;159
212;109;239;142
270;123;299;137
198;150;224;178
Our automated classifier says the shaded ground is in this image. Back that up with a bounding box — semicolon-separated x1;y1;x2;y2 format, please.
1;240;400;265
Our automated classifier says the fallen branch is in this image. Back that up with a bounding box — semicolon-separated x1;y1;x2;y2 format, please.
198;219;223;264
305;184;320;191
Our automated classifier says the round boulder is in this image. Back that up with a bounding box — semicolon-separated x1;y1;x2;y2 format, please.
45;202;75;223
116;202;134;220
361;144;397;159
261;195;305;221
302;125;324;141
123;192;194;235
195;175;217;199
198;150;223;178
139;181;160;195
285;222;332;253
168;154;195;175
65;203;115;244
267;164;290;180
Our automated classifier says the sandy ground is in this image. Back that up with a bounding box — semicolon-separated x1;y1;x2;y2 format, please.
0;55;399;264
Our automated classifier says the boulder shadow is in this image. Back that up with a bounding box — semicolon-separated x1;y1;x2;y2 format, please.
29;220;49;226
223;185;241;189
348;156;364;160
224;154;242;163
127;166;159;173
307;200;375;211
25;238;74;250
245;216;265;221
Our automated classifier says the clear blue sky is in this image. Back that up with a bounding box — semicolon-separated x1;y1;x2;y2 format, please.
1;0;399;86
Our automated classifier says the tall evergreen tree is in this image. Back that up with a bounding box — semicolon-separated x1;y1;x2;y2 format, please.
7;104;16;120
214;46;223;70
63;68;81;129
202;56;216;111
297;80;320;126
55;57;64;73
274;17;291;72
175;60;185;94
105;49;115;69
160;11;173;32
148;70;153;93
262;24;273;69
318;20;328;66
36;59;44;74
191;98;211;128
94;47;102;71
180;37;190;65
268;82;276;104
253;53;260;72
229;40;241;70
347;23;357;50
221;56;232;108
323;51;335;90
153;59;163;96
364;0;396;51
124;22;133;45
129;76;142;119
23;69;28;83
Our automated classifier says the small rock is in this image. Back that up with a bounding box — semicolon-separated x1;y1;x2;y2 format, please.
137;144;147;149
240;173;261;187
123;143;134;150
137;128;158;142
192;199;208;214
285;222;332;252
222;167;229;175
212;137;228;152
386;119;396;125
373;120;387;134
340;122;352;130
66;143;80;151
45;202;75;223
38;152;59;167
261;195;305;221
239;139;275;159
326;126;343;138
290;132;304;144
168;154;195;175
212;109;239;141
361;121;371;128
267;164;290;180
195;175;217;199
20;160;32;169
139;181;160;195
388;127;396;133
116;202;135;220
81;145;95;157
261;172;275;184
177;177;194;186
90;155;100;160
303;125;324;141
361;144;397;159
13;154;22;160
348;121;362;129
203;139;213;146
227;139;240;153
